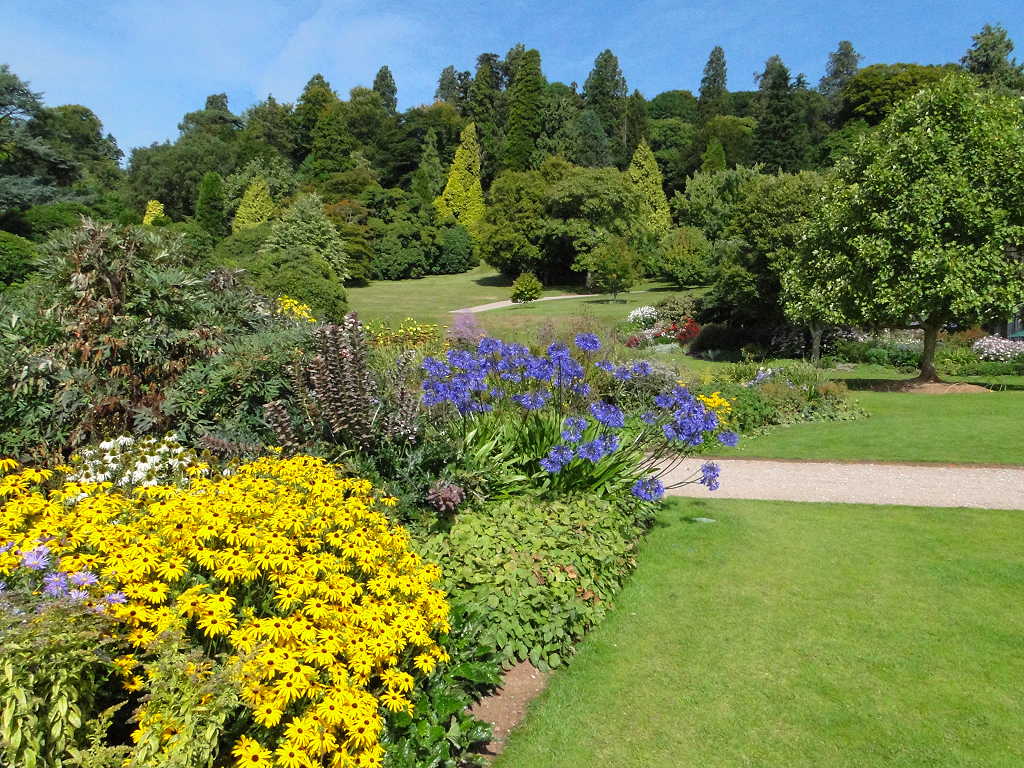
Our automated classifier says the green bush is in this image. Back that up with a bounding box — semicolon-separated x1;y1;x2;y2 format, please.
688;322;750;357
659;226;711;287
0;231;36;287
654;294;701;324
21;201;93;241
510;271;543;303
207;221;272;269
423;495;654;671
436;224;478;274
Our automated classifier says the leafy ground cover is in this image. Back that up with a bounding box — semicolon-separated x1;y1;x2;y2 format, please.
497;498;1024;768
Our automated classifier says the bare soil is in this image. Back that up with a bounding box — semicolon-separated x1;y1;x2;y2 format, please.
866;379;992;394
469;661;551;757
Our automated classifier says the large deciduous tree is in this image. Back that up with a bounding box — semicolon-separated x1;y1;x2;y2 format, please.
783;76;1024;379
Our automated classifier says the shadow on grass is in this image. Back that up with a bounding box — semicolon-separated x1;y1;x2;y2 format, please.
474;274;514;288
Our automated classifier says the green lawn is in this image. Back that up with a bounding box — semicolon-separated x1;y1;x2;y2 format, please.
730;390;1024;465
497;498;1024;768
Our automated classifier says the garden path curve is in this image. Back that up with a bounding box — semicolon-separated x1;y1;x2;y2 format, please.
662;458;1024;510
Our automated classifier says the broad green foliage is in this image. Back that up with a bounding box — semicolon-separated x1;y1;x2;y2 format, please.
837;62;955;125
671;164;762;240
626;141;670;238
574;235;641;300
231;176;274;232
647;89;698;122
659;226;711;286
435;122;486;239
700;136;726;172
784;75;1024;378
423;495;653;670
193;170;225;236
510;271;543;303
0;230;35;286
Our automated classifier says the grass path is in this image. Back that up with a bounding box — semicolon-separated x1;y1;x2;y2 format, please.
496;498;1024;768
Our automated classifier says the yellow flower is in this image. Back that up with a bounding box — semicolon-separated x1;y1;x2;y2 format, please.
232;735;273;768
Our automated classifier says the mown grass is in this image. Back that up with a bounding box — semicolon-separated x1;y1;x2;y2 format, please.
497;498;1024;768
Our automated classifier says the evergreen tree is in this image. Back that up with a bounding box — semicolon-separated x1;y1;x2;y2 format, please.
572;109;612;167
232;177;274;232
754;56;807;172
305;101;359;180
698;46;729;122
261;192;348;281
470;53;504;182
535;83;583;164
583;49;628;161
700;137;726;173
503;49;545;171
961;23;1024;91
239;96;297;162
411;128;445;206
435;66;471;111
372;66;398;113
292;74;337;162
435;123;486;239
819;41;862;101
194;170;226;237
627;141;671;238
624;89;649;160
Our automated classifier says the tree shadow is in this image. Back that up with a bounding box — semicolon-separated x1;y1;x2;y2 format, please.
474;274;514;288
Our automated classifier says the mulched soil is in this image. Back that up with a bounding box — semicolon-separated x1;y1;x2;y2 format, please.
469;661;551;757
864;379;992;394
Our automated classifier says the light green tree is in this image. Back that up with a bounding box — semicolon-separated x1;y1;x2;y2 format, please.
699;137;726;173
261;192;348;281
626;140;670;238
783;75;1024;378
574;236;641;301
231;177;275;233
435;122;486;239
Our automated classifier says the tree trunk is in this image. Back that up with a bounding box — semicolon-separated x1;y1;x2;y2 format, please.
809;321;824;364
917;321;942;382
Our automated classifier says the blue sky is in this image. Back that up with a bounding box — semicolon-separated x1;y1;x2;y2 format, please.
3;0;1021;154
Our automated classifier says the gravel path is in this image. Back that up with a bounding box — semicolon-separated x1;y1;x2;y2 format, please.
450;293;600;314
662;458;1024;510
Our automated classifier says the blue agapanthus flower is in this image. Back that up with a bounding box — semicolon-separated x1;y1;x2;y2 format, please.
699;461;721;491
613;366;632;381
576;439;607;463
718;430;740;447
590;401;625;428
547;342;571;360
632;476;665;502
594;360;615;373
631;361;653;377
574;333;601;352
478;337;504;355
512;389;551;411
540;443;576;472
561;416;589;442
640;411;657;425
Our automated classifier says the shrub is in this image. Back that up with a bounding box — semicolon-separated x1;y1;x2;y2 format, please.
231;177;275;232
574;236;640;300
659;226;711;287
654;294;701;324
626;305;658;327
0;231;36;287
972;335;1024;361
18;201;92;241
422;495;654;670
261;193;348;282
435;224;478;274
510;272;543;303
688;322;750;357
0;455;453;768
141;199;165;226
207;221;272;269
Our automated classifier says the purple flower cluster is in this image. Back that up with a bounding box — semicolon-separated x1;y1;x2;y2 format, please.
699;461;721;491
574;333;601;352
651;387;719;446
540;434;620;472
718;430;740;447
590;401;625;428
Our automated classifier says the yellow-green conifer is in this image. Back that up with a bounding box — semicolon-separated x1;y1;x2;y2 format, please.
142;200;165;225
435;123;486;240
627;140;671;238
232;177;275;233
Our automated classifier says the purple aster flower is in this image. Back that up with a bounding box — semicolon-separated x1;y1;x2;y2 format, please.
0;541;12;554
574;333;602;352
631;477;665;502
718;431;740;447
43;571;68;597
699;462;721;491
67;589;89;602
590;401;625;429
21;545;50;571
69;571;99;587
104;591;127;605
0;581;6;594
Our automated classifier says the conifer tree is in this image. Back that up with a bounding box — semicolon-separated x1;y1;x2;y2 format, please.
232;177;275;233
819;41;862;101
754;55;808;172
435;123;486;239
411;128;445;206
372;65;398;113
698;46;729;122
194;171;226;237
292;74;337;162
573;109;612;167
624;89;649;160
961;23;1024;91
583;50;628;163
503;49;545;171
627;140;671;238
700;137;727;173
142;200;165;226
470;53;504;182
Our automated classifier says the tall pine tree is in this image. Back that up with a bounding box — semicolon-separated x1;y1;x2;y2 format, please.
572;109;612;167
195;170;226;237
292;74;337;163
435;123;486;239
583;50;628;162
627;140;671;238
411;128;445;206
503;48;545;171
961;24;1024;91
698;47;729;122
372;65;398;114
624;89;649;160
819;41;862;101
754;55;807;172
470;53;504;183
